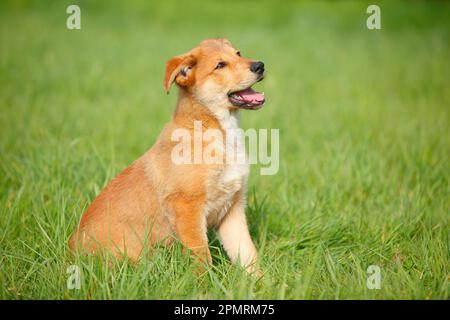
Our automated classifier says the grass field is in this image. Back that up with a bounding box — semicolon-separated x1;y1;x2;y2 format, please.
0;0;449;299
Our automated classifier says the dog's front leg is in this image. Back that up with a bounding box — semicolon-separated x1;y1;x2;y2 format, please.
171;198;212;271
217;195;261;275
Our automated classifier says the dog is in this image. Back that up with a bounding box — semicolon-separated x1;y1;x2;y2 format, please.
69;38;266;275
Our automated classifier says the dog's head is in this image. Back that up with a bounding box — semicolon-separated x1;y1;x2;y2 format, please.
164;38;265;111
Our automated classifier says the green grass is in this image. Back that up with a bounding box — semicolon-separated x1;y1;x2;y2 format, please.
0;0;449;299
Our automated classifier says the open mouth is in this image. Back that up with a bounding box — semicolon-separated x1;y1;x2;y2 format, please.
228;84;265;110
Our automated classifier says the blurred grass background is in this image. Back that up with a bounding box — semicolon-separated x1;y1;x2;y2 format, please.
0;0;449;299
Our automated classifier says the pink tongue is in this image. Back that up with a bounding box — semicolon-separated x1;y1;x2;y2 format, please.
236;88;264;102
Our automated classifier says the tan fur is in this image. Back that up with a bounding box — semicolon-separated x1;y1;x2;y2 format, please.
69;39;262;274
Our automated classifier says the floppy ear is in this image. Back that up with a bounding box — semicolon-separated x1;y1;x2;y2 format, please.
163;54;196;94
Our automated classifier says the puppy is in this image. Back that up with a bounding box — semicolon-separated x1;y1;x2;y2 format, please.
69;38;266;274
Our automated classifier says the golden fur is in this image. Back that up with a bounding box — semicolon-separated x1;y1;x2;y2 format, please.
69;39;262;274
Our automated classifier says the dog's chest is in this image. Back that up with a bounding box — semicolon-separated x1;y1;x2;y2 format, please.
205;112;249;227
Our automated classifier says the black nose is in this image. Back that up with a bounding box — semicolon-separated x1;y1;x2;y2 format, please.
250;61;265;75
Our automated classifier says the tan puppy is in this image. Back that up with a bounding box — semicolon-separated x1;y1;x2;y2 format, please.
69;38;266;274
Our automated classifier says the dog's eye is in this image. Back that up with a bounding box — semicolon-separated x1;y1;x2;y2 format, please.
236;51;241;56
215;62;227;70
